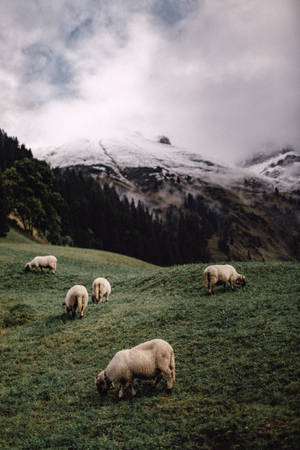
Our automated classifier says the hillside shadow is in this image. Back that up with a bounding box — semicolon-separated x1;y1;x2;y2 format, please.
31;312;76;336
206;284;246;296
0;303;37;328
45;313;72;325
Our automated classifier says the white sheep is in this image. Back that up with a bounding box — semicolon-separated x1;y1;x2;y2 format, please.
25;255;57;273
62;285;89;319
204;264;246;295
95;339;175;399
91;277;111;304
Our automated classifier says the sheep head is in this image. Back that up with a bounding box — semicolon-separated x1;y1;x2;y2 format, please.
62;301;72;312
25;263;31;272
236;275;246;286
95;371;115;394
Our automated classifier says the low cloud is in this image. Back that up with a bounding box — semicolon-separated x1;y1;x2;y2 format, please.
0;0;299;163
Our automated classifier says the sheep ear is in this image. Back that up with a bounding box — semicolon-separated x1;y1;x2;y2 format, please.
95;372;104;383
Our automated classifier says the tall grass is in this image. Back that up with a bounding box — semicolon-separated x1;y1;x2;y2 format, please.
0;231;299;449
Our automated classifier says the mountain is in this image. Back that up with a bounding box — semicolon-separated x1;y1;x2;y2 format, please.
241;147;300;193
34;132;242;187
33;133;300;261
34;133;300;193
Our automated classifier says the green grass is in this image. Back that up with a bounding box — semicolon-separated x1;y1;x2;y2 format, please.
0;230;299;449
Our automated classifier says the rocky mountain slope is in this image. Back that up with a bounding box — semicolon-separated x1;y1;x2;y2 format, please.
242;147;300;193
33;133;300;261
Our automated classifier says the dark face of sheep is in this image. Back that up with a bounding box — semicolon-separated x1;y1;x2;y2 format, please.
62;303;72;313
95;379;106;394
95;372;107;394
92;295;96;303
236;275;246;286
25;264;31;272
95;372;114;394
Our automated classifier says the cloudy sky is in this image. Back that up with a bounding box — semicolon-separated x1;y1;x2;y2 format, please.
0;0;299;163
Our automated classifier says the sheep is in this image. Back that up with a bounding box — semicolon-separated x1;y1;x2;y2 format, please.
91;277;111;304
204;264;246;295
25;255;57;273
62;285;89;319
95;339;175;399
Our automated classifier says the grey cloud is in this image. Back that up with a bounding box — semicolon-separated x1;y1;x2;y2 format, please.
150;0;199;25
67;17;93;44
22;44;72;86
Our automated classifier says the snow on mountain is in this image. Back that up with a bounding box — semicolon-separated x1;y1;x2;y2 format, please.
241;148;300;191
33;132;299;193
33;132;259;187
34;132;218;173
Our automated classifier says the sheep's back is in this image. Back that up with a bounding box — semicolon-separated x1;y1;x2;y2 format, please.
204;265;235;281
127;348;158;378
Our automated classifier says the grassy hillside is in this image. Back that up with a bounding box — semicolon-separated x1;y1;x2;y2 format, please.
0;230;299;449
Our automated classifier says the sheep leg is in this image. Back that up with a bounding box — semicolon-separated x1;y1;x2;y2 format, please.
77;297;84;319
72;297;78;319
71;305;77;319
166;372;174;389
95;286;100;303
154;372;163;387
208;280;214;295
207;273;214;295
129;381;136;396
229;278;234;290
160;366;174;389
118;381;126;399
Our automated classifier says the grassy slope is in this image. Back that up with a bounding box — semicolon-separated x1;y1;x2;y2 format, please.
0;230;299;449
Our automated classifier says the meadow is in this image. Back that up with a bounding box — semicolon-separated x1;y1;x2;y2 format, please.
0;228;299;449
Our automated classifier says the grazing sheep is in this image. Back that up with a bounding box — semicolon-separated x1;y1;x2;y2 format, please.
62;285;89;319
204;264;246;295
95;339;175;399
25;255;57;273
92;277;111;303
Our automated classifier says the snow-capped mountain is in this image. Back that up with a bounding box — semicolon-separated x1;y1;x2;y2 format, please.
34;132;232;180
34;132;299;196
241;147;300;191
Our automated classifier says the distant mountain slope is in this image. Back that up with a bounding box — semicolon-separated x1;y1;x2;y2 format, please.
241;147;300;192
33;133;300;261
